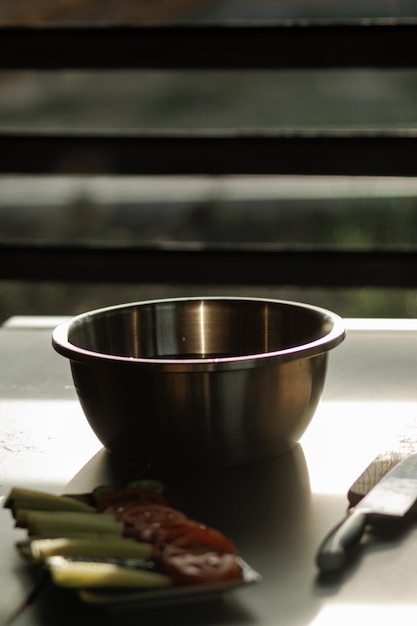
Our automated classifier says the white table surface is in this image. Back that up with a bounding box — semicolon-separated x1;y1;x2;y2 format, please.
2;316;417;625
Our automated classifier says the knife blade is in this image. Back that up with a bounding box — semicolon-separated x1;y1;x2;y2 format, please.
348;423;417;506
316;450;417;573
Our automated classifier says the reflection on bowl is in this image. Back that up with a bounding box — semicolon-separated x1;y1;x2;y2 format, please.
52;297;345;468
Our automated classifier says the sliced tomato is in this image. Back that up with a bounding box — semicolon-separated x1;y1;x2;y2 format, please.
156;520;237;555
158;545;242;584
95;487;167;514
117;504;187;543
95;487;242;585
154;519;241;583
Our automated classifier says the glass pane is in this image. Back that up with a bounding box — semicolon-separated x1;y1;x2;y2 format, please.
1;175;417;248
1;70;417;131
1;1;416;25
1;281;417;322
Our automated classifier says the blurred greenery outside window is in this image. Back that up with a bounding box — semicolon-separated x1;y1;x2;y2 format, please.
1;67;417;320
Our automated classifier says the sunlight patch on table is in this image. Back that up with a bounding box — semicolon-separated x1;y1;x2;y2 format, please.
0;399;101;494
311;603;417;626
301;400;417;495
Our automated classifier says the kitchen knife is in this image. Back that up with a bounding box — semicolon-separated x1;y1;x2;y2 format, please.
348;423;417;506
316;450;417;573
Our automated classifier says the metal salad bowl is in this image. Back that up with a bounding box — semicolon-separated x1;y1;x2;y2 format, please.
52;296;346;468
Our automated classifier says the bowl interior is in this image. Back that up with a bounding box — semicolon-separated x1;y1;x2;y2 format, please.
66;298;337;360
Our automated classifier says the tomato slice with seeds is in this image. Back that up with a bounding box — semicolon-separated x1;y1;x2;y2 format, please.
95;487;243;585
154;520;242;584
159;546;242;585
156;520;237;555
95;487;167;514
117;504;187;543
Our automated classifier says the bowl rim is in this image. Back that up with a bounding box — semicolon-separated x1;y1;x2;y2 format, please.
51;296;346;371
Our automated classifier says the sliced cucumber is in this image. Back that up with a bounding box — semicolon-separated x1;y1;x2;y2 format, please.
20;537;152;563
18;511;123;537
4;487;95;515
47;556;172;589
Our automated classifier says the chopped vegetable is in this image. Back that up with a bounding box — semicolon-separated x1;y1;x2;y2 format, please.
159;547;242;585
156;521;237;554
47;556;172;589
4;480;245;593
154;520;241;584
17;511;123;537
91;479;164;504
126;479;164;493
116;504;187;543
95;487;168;514
4;487;95;516
18;537;152;563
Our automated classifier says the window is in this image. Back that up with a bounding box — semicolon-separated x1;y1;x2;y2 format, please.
1;1;417;321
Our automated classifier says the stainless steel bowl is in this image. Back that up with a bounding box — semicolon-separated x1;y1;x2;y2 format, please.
52;297;345;468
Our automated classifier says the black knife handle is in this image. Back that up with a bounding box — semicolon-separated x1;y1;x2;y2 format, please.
316;509;368;572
